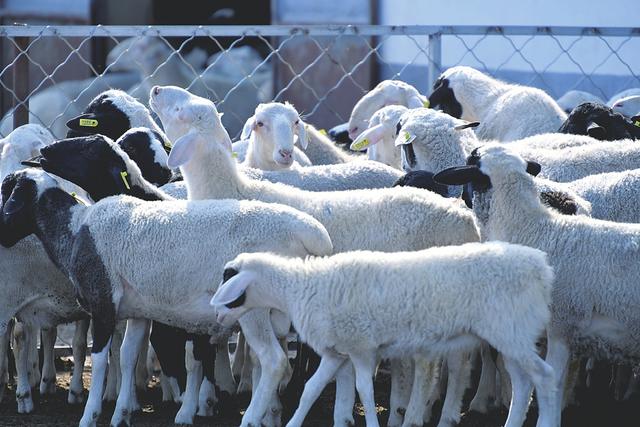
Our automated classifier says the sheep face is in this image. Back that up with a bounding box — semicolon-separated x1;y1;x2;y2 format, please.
38;135;135;201
243;102;307;167
348;80;426;141
66;91;133;140
116;128;172;186
428;76;463;119
612;95;640;119
350;105;406;167
0;169;56;247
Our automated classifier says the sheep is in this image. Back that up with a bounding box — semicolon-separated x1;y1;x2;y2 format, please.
0;125;93;412
347;80;428;141
151;86;403;192
434;143;640;426
607;88;640;107
211;242;557;427
350;105;408;169
611;95;640;118
0;164;334;427
392;170;450;198
238;102;313;169
150;85;482;427
428;66;567;141
396;107;640;186
556;90;604;114
34;134;315;425
557;102;640;140
328;122;352;145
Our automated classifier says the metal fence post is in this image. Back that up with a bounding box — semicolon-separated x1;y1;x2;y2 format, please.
427;32;441;92
13;36;29;131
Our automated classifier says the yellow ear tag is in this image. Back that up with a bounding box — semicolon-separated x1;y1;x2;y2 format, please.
79;118;98;127
319;129;328;136
351;138;370;151
231;152;238;159
423;99;430;108
634;120;640;128
70;192;87;206
120;171;131;190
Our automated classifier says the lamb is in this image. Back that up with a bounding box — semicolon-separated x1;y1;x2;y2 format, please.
211;242;557;427
151;86;403;192
555;90;604;114
611;95;640;119
0;164;333;427
350;105;408;169
150;86;482;427
396;107;640;186
347;79;428;141
557;102;640;140
0;125;92;412
237;102;312;169
434;144;640;425
428;66;567;141
34;134;314;425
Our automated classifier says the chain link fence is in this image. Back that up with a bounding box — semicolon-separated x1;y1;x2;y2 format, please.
0;24;639;140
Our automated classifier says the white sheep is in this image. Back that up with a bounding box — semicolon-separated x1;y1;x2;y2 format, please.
555;90;604;114
434;144;640;426
0;164;334;427
151;86;482;427
239;102;312;170
611;95;640;118
428;66;567;141
211;242;557;427
350;105;408;169
347;79;428;141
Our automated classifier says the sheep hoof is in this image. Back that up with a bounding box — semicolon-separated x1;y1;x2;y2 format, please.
68;388;85;404
40;377;56;395
16;390;34;414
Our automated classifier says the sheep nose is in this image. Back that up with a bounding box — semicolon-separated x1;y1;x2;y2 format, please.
279;149;293;160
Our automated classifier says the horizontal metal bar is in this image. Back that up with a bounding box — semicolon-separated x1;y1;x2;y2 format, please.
0;24;638;38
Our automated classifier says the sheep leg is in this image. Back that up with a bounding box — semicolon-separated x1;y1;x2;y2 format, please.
104;321;124;402
239;310;288;427
623;371;640;401
351;353;380;427
111;318;149;427
150;321;186;402
174;337;203;425
12;321;35;414
68;319;89;404
544;333;570;427
134;321;151;390
388;358;413;427
237;339;253;393
435;351;470;427
469;343;497;413
231;331;245;379
285;353;347;427
196;337;216;417
39;327;57;395
27;324;40;388
0;319;12;402
79;319;114;427
333;361;356;427
501;356;533;427
402;356;440;427
213;340;236;407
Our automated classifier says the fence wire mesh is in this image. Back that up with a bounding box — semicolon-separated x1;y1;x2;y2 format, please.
0;25;638;139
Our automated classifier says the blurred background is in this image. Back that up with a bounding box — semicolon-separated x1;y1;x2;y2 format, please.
0;0;637;138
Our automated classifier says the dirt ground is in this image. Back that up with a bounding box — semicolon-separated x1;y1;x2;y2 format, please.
0;357;638;426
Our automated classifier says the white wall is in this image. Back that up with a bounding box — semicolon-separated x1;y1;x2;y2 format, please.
378;0;640;99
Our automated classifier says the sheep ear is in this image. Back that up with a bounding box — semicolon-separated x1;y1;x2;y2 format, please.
296;120;308;149
454;121;480;131
167;130;199;168
241;116;255;140
586;122;606;140
350;124;386;151
394;130;416;147
433;165;486;185
526;161;541;177
211;271;254;307
21;155;43;168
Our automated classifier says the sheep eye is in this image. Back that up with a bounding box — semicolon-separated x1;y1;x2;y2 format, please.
294;119;299;125
223;267;239;282
257;121;264;127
